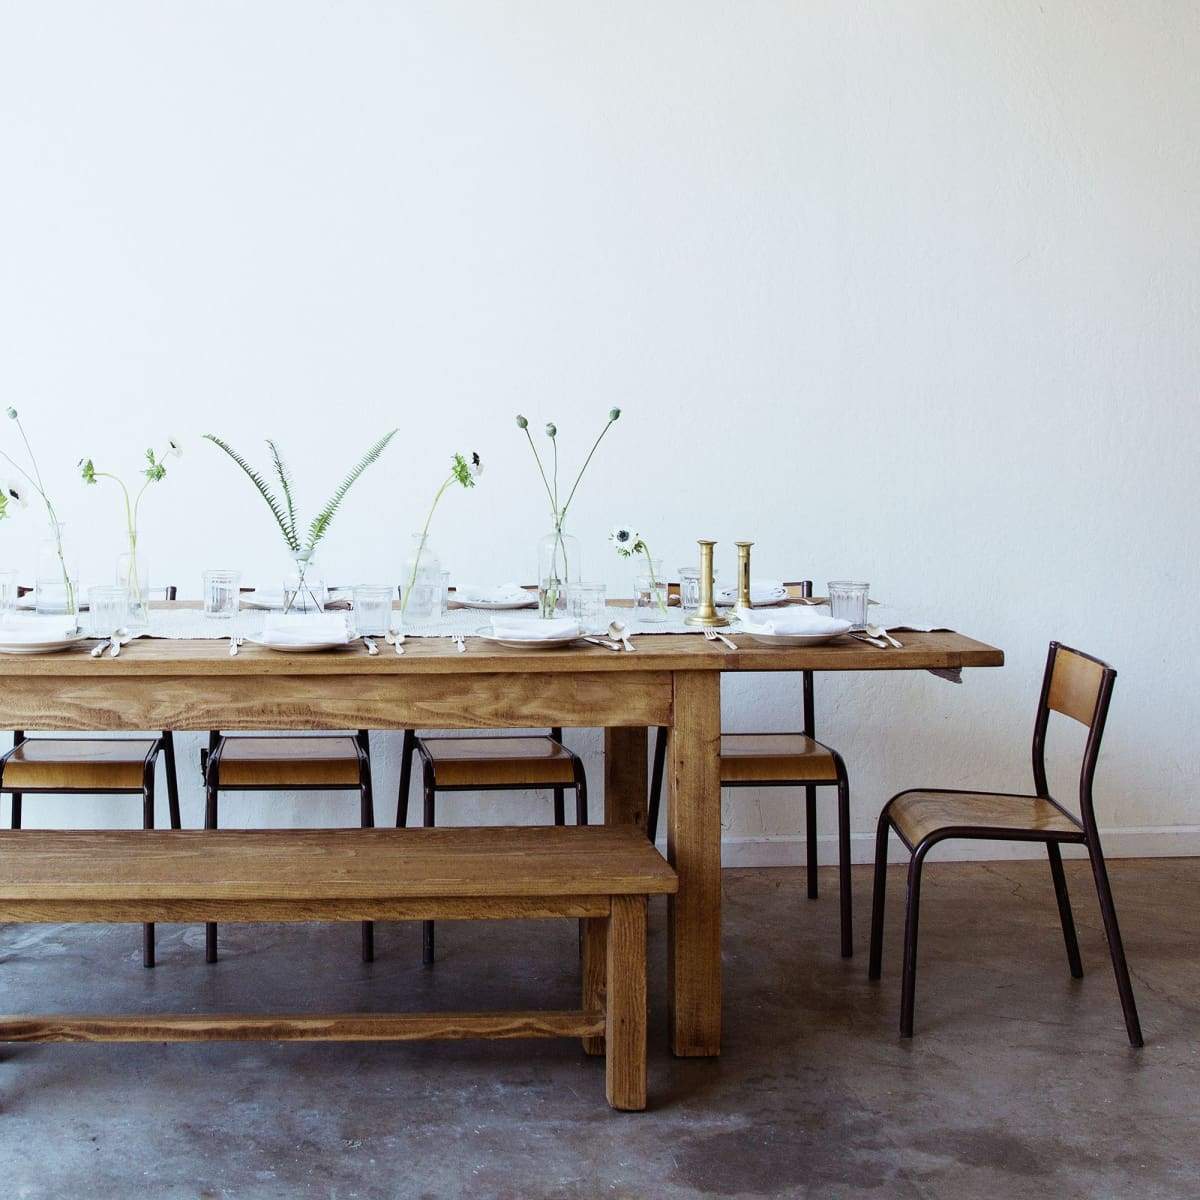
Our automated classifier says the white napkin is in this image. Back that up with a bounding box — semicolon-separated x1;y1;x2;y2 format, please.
261;612;351;645
716;579;788;604
456;582;535;605
737;607;851;637
490;615;581;640
0;614;78;641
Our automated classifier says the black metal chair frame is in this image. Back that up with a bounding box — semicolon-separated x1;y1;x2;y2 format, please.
2;585;182;968
203;729;375;964
868;641;1143;1046
396;727;588;965
646;580;854;957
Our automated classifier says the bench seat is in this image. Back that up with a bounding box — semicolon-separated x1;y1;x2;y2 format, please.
0;825;676;1111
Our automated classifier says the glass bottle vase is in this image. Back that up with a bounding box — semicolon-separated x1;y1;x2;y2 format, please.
34;522;79;619
537;525;580;617
284;550;327;614
117;549;150;632
401;533;442;625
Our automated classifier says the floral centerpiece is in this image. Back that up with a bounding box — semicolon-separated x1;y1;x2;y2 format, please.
80;440;182;628
2;406;76;617
610;526;668;617
516;408;621;617
204;430;397;612
402;452;481;615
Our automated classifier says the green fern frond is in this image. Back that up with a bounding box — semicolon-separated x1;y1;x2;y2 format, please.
305;429;398;551
203;434;301;551
266;438;298;546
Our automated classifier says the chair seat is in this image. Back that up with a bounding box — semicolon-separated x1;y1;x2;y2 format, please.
1;738;159;790
888;789;1082;849
419;736;578;788
719;733;840;784
214;736;363;788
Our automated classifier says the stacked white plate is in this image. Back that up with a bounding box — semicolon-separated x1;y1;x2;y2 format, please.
0;617;88;655
735;608;852;647
475;616;585;650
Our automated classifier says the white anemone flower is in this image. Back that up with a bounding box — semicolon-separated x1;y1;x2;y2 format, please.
609;526;640;557
469;451;482;479
167;437;183;458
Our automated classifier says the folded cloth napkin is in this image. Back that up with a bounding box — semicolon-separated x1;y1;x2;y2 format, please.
0;614;79;641
737;607;851;637
261;612;351;644
490;615;581;640
456;582;535;605
716;579;788;604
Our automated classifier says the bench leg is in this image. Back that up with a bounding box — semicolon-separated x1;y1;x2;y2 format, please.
606;895;647;1111
581;916;607;1057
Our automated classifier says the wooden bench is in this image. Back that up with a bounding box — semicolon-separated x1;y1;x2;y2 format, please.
0;824;677;1111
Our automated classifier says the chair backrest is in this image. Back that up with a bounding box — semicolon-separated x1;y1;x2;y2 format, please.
16;585;177;600
1031;642;1117;833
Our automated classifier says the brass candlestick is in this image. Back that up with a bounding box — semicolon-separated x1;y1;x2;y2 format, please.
734;541;753;611
684;539;730;627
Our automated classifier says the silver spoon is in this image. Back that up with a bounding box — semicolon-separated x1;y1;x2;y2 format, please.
386;629;405;655
362;636;379;656
864;623;902;648
607;620;636;652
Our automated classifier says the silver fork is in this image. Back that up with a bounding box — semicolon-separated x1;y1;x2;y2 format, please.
703;627;738;650
362;636;379;656
453;635;466;653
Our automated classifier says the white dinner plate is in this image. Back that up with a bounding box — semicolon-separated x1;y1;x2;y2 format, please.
241;590;352;611
454;597;538;611
16;598;90;612
0;633;90;655
246;637;349;654
739;630;851;647
715;594;790;608
473;626;585;651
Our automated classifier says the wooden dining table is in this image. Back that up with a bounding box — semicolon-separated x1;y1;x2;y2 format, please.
0;622;1003;1057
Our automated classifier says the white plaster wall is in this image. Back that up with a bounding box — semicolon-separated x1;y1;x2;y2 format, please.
1;3;1196;862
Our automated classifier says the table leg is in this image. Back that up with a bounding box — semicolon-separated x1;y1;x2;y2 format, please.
667;670;722;1056
604;727;648;830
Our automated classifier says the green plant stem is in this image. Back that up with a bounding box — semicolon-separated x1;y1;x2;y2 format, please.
559;416;616;522
401;473;454;614
94;471;147;614
640;542;667;614
522;429;556;512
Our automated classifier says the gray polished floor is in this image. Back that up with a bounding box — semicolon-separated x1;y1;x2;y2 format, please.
0;857;1195;1199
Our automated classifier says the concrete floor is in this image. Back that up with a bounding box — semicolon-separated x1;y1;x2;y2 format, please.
0;857;1196;1199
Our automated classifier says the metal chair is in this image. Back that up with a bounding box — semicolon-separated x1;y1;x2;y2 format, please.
647;580;853;957
397;730;588;964
0;585;182;967
868;641;1143;1045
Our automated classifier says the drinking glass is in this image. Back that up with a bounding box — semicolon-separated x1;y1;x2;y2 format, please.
89;585;129;638
678;566;720;610
439;571;451;620
203;570;242;620
0;569;16;619
569;582;607;631
828;580;870;629
635;573;669;623
352;585;395;637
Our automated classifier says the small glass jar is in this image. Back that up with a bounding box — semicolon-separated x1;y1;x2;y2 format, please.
285;551;327;614
828;580;870;629
117;551;150;632
537;524;580;617
401;533;442;625
0;568;16;619
569;582;607;631
439;571;451;620
35;522;79;617
352;585;395;637
635;562;669;623
89;585;129;638
203;570;242;620
679;566;720;610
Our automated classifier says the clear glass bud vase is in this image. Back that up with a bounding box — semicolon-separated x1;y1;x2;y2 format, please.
117;549;150;632
34;522;79;619
401;533;442;626
537;524;580;617
284;550;327;614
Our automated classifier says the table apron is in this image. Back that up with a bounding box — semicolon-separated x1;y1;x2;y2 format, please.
0;671;674;732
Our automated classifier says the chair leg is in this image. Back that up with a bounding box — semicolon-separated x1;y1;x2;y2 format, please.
1047;842;1083;979
647;727;667;843
805;785;818;899
868;810;891;980
837;776;852;958
575;772;589;826
422;765;436;966
10;793;20;829
205;783;219;964
1085;838;1144;1047
899;844;931;1038
360;771;375;964
552;787;566;826
142;777;156;969
396;729;416;828
162;731;182;830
